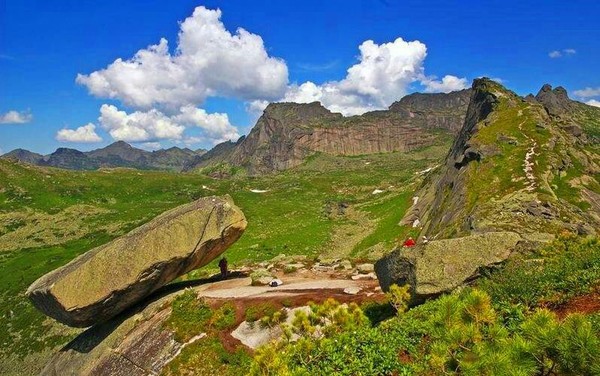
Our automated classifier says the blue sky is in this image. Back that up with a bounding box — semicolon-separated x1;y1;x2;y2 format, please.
1;0;599;154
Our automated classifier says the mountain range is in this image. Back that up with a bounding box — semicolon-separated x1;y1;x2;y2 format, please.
1;141;207;171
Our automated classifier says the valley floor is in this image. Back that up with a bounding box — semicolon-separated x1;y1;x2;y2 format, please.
0;143;447;374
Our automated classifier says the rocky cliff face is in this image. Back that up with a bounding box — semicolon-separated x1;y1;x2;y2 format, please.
401;78;600;241
389;89;472;133
188;90;471;175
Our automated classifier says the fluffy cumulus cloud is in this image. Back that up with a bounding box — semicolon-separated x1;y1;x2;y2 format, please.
281;38;467;115
56;123;103;143
76;7;288;110
0;110;33;124
422;75;469;93
573;87;600;108
173;106;240;143
98;104;238;145
99;104;185;142
283;38;428;115
76;6;469;144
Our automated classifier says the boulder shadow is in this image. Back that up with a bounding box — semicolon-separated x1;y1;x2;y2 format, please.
60;271;248;354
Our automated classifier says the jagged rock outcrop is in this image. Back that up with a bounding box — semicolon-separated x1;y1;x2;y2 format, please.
26;196;247;327
187;90;472;174
535;84;576;117
375;232;522;300
1;141;206;171
400;78;600;240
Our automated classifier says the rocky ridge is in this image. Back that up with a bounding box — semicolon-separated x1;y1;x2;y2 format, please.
401;78;600;241
185;90;471;175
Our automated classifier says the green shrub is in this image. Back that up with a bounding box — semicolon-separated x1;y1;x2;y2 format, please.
163;289;213;342
212;302;237;330
259;308;289;329
163;337;251;376
250;289;600;376
386;283;411;314
283;265;297;274
478;235;600;308
245;303;278;323
361;301;396;325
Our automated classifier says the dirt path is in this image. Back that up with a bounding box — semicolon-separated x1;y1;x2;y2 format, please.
518;119;537;192
196;277;375;299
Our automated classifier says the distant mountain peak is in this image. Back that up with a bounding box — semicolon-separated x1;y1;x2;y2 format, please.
106;140;134;149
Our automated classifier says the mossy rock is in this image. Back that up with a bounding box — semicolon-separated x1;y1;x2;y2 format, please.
375;231;521;301
27;196;247;327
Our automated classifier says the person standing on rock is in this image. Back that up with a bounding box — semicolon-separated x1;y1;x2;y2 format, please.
219;257;228;279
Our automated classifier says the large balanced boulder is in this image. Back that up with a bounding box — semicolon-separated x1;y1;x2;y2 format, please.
27;195;247;327
375;232;521;301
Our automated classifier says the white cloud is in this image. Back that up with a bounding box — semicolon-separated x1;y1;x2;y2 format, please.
422;75;468;93
173;106;239;144
181;137;204;147
281;38;467;115
549;50;562;58
574;87;600;98
549;48;576;58
98;104;239;145
0;110;32;124
99;104;185;142
247;100;271;116
585;99;600;108
137;142;162;150
76;6;469;140
56;123;103;143
76;6;288;110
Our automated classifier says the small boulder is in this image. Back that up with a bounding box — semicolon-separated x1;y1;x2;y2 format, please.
351;272;377;280
27;196;247;327
312;264;334;273
343;287;361;295
250;269;274;286
340;260;353;270
357;263;375;274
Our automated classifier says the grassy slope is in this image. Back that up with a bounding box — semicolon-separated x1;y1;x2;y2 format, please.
0;139;448;371
427;81;599;238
